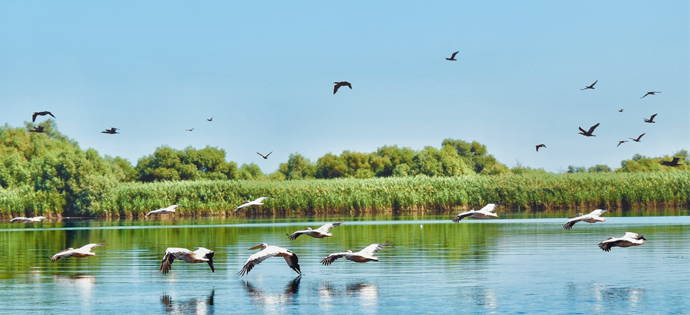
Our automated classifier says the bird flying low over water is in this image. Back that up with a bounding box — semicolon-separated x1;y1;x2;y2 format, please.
9;216;46;224
159;247;215;274
580;80;597;90
563;209;608;230
32;111;55;122
238;243;300;276
578;123;600;137
640;91;660;98
333;81;352;94
101;128;119;134
630;133;645;142
598;232;646;252
29;126;44;133
452;204;499;223
233;197;269;213
287;219;343;240
617;140;627;147
536;144;546;152
643;113;657;123
50;241;105;262
445;51;459;61
660;157;682;167
257;152;272;159
146;205;181;217
321;242;392;266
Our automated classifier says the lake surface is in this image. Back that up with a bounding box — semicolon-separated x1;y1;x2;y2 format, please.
1;213;688;314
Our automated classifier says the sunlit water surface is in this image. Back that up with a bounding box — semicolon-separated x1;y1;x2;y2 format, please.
1;213;688;314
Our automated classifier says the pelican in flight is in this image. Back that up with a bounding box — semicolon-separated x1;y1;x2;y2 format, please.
9;216;46;224
643;113;657;123
640;91;660;98
445;51;459;61
598;232;646;252
333;81;352;94
630;133;645;142
321;242;392;265
233;197;269;213
661;157;681;167
146;205;181;217
257;151;272;159
580;80;597;90
101;127;119;134
536;144;546;152
578;123;600;137
159;247;215;274
563;209;609;230
32;111;55;122
50;241;105;262
287;219;343;240
452;204;498;223
238;243;300;276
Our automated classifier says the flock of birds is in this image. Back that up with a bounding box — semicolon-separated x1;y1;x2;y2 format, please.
10;202;645;277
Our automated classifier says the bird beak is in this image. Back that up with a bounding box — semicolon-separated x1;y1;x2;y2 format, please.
249;244;263;250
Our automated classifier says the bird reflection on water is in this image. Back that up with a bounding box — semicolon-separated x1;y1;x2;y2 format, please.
241;275;301;306
160;289;214;315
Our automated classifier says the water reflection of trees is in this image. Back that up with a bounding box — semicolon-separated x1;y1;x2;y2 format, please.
160;289;214;315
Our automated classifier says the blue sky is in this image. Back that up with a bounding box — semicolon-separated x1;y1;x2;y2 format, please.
1;1;688;173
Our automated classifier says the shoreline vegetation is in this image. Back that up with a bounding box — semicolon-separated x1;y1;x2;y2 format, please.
2;171;689;219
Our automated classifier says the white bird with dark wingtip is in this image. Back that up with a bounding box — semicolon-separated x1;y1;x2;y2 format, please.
238;243;301;276
159;247;215;274
286;219;343;240
146;205;181;217
598;232;646;252
563;209;609;230
321;242;392;265
9;216;46;224
50;241;105;262
233;197;270;213
452;204;499;223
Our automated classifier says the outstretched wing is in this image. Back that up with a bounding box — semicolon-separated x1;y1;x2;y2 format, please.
452;210;474;223
194;247;215;272
320;252;348;266
358;242;392;257
333;84;340;94
563;217;583;230
238;248;279;276
286;229;308;240
284;252;301;274
450;51;459;59
598;238;617;252
233;201;251;213
587;123;600;134
32;112;38;122
578;126;587;134
9;217;27;223
589;209;608;217
649;113;657;120
315;219;343;233
160;248;193;274
79;241;106;252
478;204;497;213
50;248;75;262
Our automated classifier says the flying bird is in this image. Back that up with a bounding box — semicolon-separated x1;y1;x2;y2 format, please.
580;80;597;90
29;126;44;133
536;144;546;152
578;123;600;137
256;152;272;159
629;133;645;142
101;128;119;134
452;203;499;223
159;247;215;274
445;51;459;61
50;241;105;262
619;109;624;112
9;216;46;224
321;242;392;265
640;91;660;98
333;81;352;94
207;118;213;122
563;209;609;230
286;219;343;240
32;111;55;122
643;113;657;123
186;128;194;132
598;232;646;252
238;243;300;276
617;140;627;147
660;157;682;167
146;205;181;217
233;197;269;213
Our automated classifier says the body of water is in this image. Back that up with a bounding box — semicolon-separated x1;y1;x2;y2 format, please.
1;214;688;314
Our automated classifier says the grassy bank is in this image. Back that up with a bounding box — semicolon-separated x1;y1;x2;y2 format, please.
2;171;689;218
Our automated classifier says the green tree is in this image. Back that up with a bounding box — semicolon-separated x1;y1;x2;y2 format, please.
278;153;316;180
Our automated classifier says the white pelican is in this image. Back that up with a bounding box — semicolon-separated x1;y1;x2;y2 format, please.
598;232;646;252
321;242;392;265
159;247;215;274
452;204;498;223
9;216;46;224
286;219;343;240
563;209;609;230
233;197;270;213
238;243;300;276
50;241;105;262
146;205;181;217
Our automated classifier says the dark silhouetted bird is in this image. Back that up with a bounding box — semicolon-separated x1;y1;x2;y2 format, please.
333;81;352;94
207;118;213;122
101;128;119;134
186;128;194;132
630;133;645;142
617;140;627;147
580;80;597;90
578;123;600;137
641;91;660;98
445;51;459;61
257;152;272;159
29;126;44;133
619;109;624;112
536;144;546;152
660;157;681;167
643;113;657;123
32;111;55;122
